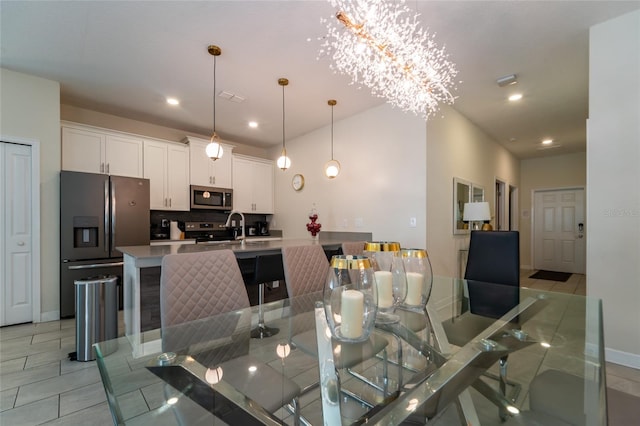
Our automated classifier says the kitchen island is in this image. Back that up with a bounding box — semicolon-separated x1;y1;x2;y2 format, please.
118;238;344;356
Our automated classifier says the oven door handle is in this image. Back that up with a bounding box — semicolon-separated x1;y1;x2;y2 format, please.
67;262;124;270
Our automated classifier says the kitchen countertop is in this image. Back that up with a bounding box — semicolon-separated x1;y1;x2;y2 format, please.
119;238;343;264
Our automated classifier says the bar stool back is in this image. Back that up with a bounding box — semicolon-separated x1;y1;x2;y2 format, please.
249;253;285;338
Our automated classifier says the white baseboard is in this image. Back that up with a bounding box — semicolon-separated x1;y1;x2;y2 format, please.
39;310;60;323
521;264;533;270
606;347;640;369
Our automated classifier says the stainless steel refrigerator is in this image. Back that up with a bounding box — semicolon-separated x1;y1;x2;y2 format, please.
60;171;150;318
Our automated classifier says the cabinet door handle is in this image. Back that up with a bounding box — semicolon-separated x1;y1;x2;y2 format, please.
169;198;172;207
100;163;104;173
106;163;110;174
212;176;215;184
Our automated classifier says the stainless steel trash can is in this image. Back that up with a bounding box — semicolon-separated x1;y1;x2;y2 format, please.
74;275;118;361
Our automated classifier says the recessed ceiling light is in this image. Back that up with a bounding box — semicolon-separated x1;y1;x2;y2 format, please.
166;97;180;106
248;121;258;128
542;139;553;145
508;93;523;101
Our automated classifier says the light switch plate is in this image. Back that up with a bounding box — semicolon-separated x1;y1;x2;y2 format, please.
409;217;417;227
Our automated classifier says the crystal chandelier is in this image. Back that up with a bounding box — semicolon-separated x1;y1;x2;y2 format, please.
321;0;459;119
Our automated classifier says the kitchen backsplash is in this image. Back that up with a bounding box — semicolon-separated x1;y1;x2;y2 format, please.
150;210;270;240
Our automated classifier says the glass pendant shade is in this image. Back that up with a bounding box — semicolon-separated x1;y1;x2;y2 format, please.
400;248;433;311
324;255;377;342
324;159;341;178
363;242;407;324
277;148;291;170
206;133;224;161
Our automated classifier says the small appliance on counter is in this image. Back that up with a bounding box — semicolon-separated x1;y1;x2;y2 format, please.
256;221;269;236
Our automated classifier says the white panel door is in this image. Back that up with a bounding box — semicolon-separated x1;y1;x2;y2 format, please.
1;142;32;326
533;188;585;273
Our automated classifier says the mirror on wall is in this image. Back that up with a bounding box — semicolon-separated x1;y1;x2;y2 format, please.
453;178;471;234
472;185;484;202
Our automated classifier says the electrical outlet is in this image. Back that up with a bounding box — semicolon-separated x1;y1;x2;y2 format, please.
271;281;279;288
342;218;348;228
355;218;364;228
409;217;417;228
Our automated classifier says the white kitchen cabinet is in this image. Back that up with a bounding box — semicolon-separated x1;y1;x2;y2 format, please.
61;123;143;178
186;136;234;188
232;155;274;214
143;139;190;211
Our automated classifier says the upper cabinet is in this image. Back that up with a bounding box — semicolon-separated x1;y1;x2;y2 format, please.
186;136;234;189
61;123;143;178
232;155;274;214
143;139;190;211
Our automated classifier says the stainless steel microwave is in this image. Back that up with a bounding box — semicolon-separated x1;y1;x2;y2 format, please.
190;185;233;211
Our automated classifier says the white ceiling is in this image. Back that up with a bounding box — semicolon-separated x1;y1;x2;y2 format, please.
2;1;639;159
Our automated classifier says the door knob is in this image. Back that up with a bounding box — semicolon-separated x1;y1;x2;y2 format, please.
17;241;25;246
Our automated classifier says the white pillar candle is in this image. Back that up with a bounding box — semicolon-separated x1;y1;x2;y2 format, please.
341;290;364;339
374;271;394;308
405;272;424;306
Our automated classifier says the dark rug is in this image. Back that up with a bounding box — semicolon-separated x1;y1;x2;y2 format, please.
529;270;572;282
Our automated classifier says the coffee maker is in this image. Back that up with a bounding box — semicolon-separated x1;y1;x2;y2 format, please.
256;221;269;236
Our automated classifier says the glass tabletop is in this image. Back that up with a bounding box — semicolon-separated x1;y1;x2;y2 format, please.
95;276;606;425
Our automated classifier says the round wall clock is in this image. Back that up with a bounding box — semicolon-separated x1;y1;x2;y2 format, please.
292;174;305;191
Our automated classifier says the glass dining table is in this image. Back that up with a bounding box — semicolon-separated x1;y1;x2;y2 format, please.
95;276;606;425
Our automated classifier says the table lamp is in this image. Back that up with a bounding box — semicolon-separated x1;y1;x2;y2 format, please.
463;202;492;230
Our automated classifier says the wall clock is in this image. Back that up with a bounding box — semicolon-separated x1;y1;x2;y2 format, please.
292;174;305;191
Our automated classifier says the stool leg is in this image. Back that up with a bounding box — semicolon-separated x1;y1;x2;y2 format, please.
251;282;280;339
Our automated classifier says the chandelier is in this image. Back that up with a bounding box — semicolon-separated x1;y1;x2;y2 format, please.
321;0;459;119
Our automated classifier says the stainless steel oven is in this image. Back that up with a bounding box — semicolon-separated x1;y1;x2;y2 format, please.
190;185;233;211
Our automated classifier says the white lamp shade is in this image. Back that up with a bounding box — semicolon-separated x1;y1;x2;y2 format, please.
206;141;223;160
277;154;291;170
324;159;340;178
463;202;491;222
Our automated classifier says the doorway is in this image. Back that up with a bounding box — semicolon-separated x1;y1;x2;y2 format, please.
533;188;586;274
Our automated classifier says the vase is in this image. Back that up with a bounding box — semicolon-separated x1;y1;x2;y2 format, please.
363;242;407;324
323;255;377;342
399;248;433;311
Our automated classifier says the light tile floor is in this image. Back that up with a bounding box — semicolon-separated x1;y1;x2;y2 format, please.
1;270;638;425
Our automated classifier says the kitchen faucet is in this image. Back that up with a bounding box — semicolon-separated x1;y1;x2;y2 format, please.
224;210;245;245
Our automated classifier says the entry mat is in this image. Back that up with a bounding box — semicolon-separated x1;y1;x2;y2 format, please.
529;270;572;282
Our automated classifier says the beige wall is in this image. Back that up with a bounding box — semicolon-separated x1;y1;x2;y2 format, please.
61;104;267;158
1;68;60;319
270;101;519;285
270;103;428;249
519;152;587;268
426;105;520;279
588;10;640;368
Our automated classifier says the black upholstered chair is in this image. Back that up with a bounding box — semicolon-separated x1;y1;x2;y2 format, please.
442;231;521;417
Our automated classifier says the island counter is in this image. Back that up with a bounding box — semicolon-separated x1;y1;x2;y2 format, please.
118;239;344;356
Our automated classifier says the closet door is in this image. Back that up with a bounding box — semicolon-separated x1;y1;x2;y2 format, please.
1;142;32;326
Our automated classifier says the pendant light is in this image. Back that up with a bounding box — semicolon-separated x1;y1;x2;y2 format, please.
206;45;223;161
276;78;291;171
324;99;341;179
